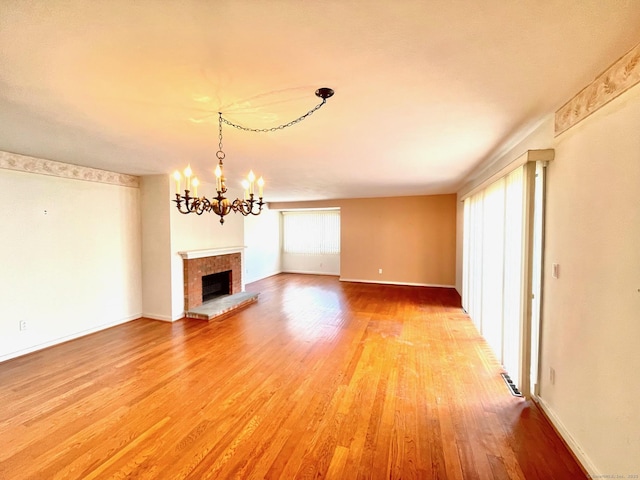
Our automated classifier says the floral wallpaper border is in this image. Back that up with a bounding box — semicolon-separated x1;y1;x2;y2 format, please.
556;42;640;136
0;151;139;188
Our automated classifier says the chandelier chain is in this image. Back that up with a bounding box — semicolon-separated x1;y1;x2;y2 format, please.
216;112;225;160
219;98;328;133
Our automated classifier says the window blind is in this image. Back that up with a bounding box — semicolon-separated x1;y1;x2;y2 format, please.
462;165;527;389
282;210;340;255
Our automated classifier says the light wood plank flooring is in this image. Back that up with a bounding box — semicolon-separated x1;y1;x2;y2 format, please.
0;274;585;479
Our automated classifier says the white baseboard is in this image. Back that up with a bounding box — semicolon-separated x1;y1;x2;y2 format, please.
0;313;141;363
282;270;340;276
339;278;456;289
143;313;175;322
245;270;283;285
534;395;598;476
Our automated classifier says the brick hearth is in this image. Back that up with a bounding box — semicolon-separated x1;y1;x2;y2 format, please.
183;252;242;310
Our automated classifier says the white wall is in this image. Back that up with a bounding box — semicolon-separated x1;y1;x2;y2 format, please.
281;252;340;276
169;179;244;320
244;205;281;284
141;174;261;321
140;175;173;320
0;168;142;361
539;83;640;475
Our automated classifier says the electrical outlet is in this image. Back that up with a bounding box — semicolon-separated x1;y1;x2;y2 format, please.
552;263;560;279
19;320;27;331
378;268;383;274
549;367;556;385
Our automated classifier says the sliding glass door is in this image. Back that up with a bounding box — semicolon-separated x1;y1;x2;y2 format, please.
462;162;540;395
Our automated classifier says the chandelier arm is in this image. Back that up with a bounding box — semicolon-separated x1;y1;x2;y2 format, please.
231;199;243;215
183;193;194;213
232;198;251;216
251;202;264;215
195;198;210;215
174;195;190;214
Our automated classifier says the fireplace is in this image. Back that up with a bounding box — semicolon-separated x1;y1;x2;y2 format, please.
179;247;244;310
202;270;231;302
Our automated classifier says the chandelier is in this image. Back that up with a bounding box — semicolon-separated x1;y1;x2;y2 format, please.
173;87;334;224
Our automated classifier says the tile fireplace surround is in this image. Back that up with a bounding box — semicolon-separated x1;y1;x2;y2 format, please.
179;247;245;310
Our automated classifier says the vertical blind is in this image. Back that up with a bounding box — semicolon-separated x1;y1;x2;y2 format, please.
462;166;526;388
282;210;340;255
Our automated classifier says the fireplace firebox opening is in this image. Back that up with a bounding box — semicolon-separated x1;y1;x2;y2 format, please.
202;270;231;302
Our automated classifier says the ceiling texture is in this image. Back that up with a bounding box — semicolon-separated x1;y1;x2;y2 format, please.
1;1;640;201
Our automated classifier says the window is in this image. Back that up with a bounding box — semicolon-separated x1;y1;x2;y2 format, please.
282;210;340;255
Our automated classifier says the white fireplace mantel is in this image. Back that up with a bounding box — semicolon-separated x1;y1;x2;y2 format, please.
178;246;246;260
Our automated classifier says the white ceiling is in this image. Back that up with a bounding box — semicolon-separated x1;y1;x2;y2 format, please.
1;1;640;201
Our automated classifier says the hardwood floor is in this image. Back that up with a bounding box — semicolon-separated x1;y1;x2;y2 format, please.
0;274;585;479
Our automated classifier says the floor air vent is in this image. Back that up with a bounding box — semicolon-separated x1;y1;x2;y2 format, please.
501;373;523;397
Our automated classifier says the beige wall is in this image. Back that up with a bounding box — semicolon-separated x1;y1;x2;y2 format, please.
271;194;457;286
539;82;640;475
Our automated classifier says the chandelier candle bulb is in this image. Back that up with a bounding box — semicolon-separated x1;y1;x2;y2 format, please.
215;164;222;191
257;177;264;198
173;170;181;193
241;179;250;200
192;177;199;197
248;170;256;195
184;165;192;191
